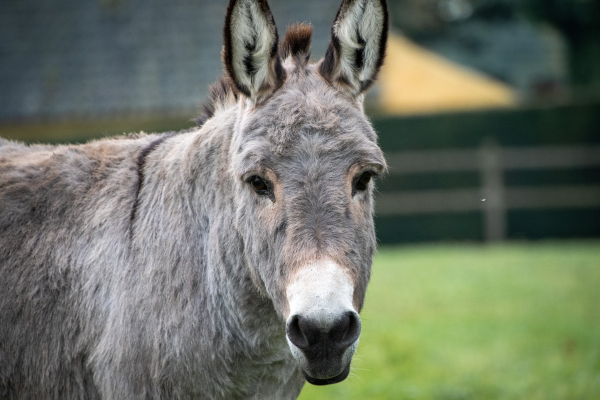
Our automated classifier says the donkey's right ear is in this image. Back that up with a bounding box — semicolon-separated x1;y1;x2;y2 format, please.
223;0;285;104
319;0;388;98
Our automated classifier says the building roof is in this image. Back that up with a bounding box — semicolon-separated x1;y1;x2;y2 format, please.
0;0;339;121
378;33;517;115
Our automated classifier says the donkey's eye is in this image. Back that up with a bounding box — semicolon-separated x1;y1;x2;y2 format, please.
354;171;374;192
248;175;270;195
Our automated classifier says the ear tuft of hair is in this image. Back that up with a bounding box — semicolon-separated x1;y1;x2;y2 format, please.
280;23;313;64
195;77;239;127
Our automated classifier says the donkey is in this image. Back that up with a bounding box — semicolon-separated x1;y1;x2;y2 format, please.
0;0;388;398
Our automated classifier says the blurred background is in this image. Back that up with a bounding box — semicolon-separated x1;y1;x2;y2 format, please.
1;0;599;243
1;0;599;398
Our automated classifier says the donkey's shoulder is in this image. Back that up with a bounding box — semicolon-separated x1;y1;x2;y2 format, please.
0;132;167;234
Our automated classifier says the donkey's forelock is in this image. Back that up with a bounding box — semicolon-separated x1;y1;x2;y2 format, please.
280;24;313;68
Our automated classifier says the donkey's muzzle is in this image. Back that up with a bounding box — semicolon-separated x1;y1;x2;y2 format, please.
287;311;361;350
286;311;361;384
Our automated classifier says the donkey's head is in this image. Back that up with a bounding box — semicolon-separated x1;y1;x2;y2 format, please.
222;0;388;385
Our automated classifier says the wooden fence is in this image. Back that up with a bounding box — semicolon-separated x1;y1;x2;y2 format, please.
376;143;600;241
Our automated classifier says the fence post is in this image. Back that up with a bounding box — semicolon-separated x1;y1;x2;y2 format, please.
479;139;506;241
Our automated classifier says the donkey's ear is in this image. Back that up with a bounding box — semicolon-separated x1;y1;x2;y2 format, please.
223;0;285;103
319;0;388;97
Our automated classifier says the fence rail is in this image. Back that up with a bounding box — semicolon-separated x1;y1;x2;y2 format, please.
377;144;600;241
384;145;600;174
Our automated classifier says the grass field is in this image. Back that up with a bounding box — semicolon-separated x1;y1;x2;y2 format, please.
298;241;600;400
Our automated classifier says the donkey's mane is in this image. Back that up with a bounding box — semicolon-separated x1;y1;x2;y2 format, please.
195;76;239;127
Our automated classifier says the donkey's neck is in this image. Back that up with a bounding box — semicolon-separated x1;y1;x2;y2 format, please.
115;124;297;398
132;121;284;349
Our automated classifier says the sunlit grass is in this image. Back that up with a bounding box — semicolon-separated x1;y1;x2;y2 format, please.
299;241;600;400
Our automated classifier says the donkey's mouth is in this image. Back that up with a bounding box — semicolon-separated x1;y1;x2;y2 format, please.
302;363;351;386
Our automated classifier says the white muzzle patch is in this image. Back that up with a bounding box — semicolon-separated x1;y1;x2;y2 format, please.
285;260;359;379
286;259;355;322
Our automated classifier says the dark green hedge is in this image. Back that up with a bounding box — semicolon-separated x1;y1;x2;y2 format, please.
373;102;600;243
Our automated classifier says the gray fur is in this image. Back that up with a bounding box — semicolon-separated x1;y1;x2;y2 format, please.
0;1;387;398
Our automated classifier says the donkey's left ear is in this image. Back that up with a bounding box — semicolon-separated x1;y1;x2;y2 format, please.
223;0;285;104
319;0;388;97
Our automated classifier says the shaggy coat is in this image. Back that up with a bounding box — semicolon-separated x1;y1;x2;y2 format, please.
0;0;388;398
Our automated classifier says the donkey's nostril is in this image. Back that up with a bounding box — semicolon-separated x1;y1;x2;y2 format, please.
330;311;361;348
286;315;310;349
287;315;326;349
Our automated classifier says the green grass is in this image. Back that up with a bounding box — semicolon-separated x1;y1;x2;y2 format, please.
299;241;600;400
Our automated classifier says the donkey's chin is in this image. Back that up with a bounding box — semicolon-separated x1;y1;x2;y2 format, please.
288;340;358;386
302;363;351;386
